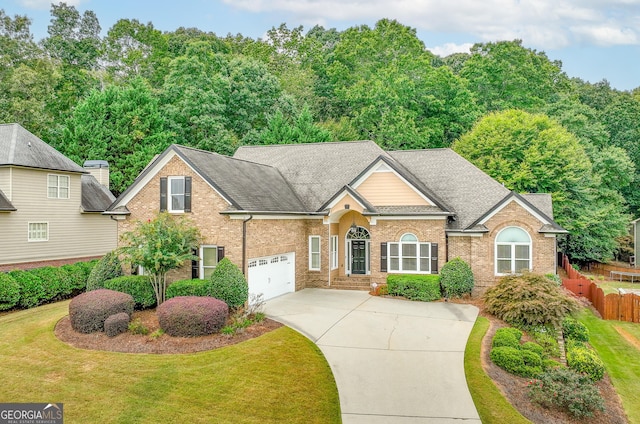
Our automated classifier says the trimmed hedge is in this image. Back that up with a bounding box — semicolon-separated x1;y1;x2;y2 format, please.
562;316;590;342
104;312;130;337
29;266;73;301
490;346;542;378
87;251;123;291
61;263;89;292
439;257;474;298
522;341;545;357
208;258;248;310
9;270;45;308
157;296;229;337
492;328;522;349
104;275;156;309
387;274;441;301
566;340;605;381
69;289;134;334
0;272;20;311
166;279;209;299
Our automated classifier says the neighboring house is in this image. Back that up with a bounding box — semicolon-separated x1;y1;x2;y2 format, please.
106;140;567;299
0;123;117;270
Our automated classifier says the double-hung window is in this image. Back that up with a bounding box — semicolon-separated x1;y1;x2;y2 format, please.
200;245;220;279
160;176;191;213
495;227;531;275
169;176;185;212
48;174;69;199
309;236;321;271
388;233;431;273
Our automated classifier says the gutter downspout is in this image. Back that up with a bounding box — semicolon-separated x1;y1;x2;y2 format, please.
242;215;253;275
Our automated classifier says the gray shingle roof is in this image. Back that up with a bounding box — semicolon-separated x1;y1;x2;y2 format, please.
0;123;84;173
0;188;15;211
234;141;390;211
521;193;554;219
388;149;511;230
81;175;116;212
173;145;307;212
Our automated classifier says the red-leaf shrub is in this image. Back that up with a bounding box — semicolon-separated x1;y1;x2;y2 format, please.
104;312;130;337
69;289;134;334
157;296;229;337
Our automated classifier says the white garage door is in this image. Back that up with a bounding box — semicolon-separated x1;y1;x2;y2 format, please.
247;252;295;301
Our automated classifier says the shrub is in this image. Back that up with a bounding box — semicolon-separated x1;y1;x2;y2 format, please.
490;346;542;378
0;272;20;311
68;289;134;334
128;318;149;335
157;296;229;337
9;270;45;308
530;326;561;358
528;368;605;418
61;263;88;292
86;251;123;291
562;316;589;342
104;275;156;309
492;328;522;349
542;359;562;371
566;340;605;381
483;272;579;328
439;257;474;298
104;312;130;337
208;258;248;310
522;341;545;357
166;279;209;299
545;273;561;285
29;266;73;301
386;274;441;301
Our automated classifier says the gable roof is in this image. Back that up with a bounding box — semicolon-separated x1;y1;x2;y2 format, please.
0;188;15;211
234;141;389;211
0;123;84;173
81;175;116;212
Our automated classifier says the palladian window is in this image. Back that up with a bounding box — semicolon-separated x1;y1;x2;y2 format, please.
495;227;531;275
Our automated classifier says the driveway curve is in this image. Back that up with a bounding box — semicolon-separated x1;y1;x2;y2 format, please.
265;289;481;423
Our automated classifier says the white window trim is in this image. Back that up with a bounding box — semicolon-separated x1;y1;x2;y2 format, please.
168;176;185;213
309;235;321;271
28;222;49;242
388;233;431;274
330;235;338;270
47;174;69;199
495;227;532;276
199;245;218;280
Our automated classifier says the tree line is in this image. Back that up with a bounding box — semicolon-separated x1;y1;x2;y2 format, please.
2;4;639;263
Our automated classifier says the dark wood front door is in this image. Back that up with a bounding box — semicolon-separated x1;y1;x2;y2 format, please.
351;240;366;274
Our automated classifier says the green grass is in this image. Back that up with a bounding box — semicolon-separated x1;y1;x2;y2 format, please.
0;301;341;424
464;317;531;424
577;309;640;423
594;280;640;295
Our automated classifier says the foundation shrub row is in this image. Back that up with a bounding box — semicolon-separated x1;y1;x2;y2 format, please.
103;275;156;309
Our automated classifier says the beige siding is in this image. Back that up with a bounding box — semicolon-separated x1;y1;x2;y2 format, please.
357;172;430;206
0;168;10;198
0;168;117;265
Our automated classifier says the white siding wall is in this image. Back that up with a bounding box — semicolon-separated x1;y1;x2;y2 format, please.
0;168;117;265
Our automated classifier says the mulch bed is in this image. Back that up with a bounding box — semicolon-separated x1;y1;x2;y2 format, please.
55;309;282;354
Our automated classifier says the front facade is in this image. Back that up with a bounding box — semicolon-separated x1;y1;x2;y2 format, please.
0;124;117;270
108;141;566;299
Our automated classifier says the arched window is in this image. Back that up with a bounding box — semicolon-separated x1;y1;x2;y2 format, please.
388;233;431;273
495;227;531;274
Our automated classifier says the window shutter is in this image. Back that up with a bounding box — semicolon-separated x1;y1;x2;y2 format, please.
191;248;199;279
380;242;387;272
217;246;225;261
184;176;192;212
431;243;438;274
160;177;167;212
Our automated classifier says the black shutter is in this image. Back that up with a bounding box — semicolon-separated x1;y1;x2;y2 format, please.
184;176;192;212
380;242;387;272
431;243;438;274
160;177;167;212
217;246;225;261
191;248;199;279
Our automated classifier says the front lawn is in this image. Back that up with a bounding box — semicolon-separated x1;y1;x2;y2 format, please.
0;301;341;423
578;308;640;423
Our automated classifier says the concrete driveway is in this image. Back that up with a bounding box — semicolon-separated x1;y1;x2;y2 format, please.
264;289;481;423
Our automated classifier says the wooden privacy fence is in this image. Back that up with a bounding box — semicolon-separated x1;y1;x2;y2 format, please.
561;255;640;323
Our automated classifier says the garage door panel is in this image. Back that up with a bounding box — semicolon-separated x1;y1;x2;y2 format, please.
248;252;295;301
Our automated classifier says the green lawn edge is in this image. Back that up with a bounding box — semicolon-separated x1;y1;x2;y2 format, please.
577;309;639;423
464;316;531;424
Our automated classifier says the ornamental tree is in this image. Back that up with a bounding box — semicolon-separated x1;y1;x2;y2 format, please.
119;213;201;305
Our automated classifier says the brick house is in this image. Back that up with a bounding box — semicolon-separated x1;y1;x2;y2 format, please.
106;141;566;299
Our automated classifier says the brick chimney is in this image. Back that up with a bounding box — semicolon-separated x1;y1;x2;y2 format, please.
83;160;110;189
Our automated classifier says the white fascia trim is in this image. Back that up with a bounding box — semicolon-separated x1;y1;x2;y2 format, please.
544;233;558;238
478;196;551;227
447;232;485;237
113;150;233;209
228;214;324;220
324;189;368;211
351;159;435;206
370;215;447;225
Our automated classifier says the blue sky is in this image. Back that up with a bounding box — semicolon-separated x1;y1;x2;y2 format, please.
4;0;640;90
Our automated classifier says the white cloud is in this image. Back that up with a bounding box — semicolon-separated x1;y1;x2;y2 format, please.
428;42;473;57
18;0;84;10
222;0;640;48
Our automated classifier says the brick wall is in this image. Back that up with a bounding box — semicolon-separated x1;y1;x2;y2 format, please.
0;255;102;272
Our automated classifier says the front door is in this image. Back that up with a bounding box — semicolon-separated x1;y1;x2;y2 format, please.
351;240;366;274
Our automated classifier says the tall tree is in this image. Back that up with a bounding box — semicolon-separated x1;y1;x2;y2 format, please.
453;110;629;262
